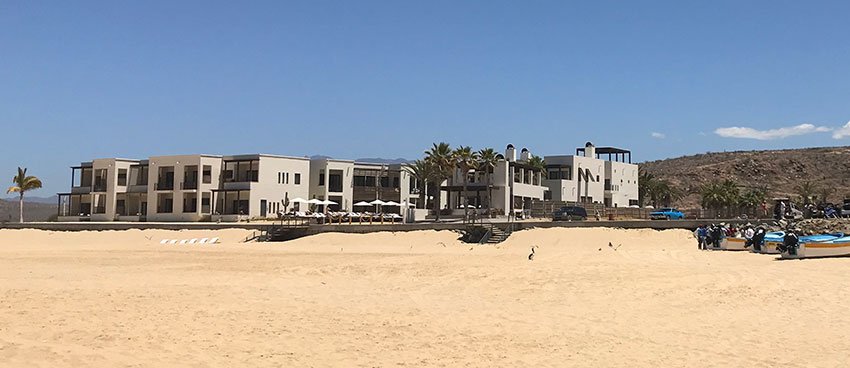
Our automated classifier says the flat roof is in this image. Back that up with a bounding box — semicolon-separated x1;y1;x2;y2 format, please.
594;147;631;154
224;153;310;161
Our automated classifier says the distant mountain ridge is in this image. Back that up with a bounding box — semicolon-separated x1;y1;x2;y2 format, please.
640;146;850;208
2;195;58;204
354;158;412;164
0;198;56;222
307;155;412;164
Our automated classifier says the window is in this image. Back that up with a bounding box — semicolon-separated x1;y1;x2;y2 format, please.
117;169;127;186
201;194;211;213
285;172;289;184
319;173;325;186
354;176;367;187
278;172;281;184
202;165;212;184
294;173;301;185
380;177;389;188
393;177;399;188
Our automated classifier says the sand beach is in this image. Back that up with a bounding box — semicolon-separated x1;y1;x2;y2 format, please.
1;227;849;367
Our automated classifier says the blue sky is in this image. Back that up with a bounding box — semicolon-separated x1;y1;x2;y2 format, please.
2;0;849;195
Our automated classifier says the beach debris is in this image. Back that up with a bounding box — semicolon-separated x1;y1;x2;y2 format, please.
437;242;446;247
608;242;622;251
528;245;538;261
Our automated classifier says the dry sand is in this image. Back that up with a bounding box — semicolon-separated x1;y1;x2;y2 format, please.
1;227;849;367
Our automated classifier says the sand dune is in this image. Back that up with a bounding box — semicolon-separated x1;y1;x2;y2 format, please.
1;227;849;367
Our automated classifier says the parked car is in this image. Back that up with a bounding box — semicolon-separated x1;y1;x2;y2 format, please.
649;208;685;220
842;199;850;218
552;206;587;221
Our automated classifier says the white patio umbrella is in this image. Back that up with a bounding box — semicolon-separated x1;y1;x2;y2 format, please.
383;201;401;206
354;201;372;207
321;199;338;205
290;197;308;203
307;199;323;205
369;199;386;213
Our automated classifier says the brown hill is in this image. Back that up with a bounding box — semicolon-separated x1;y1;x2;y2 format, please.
0;199;57;223
640;146;850;209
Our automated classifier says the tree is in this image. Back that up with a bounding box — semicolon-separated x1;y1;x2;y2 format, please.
796;181;816;204
638;171;656;207
6;167;43;223
424;142;454;221
639;171;680;208
476;148;499;210
403;159;434;209
700;179;741;216
818;185;835;204
452;146;479;221
739;188;767;209
525;155;547;183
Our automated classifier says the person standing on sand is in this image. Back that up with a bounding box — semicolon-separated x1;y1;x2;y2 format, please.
744;225;755;248
695;225;707;250
595;209;601;221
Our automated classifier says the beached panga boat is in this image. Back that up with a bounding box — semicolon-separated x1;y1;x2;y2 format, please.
780;234;849;259
754;231;785;254
718;236;748;251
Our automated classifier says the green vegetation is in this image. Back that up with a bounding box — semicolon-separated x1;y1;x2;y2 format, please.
6;167;43;223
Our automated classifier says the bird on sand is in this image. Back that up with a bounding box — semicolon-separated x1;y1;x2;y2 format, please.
608;242;622;251
528;246;538;261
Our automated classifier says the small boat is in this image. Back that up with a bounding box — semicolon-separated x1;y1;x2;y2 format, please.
718;237;749;251
780;233;847;259
755;231;786;254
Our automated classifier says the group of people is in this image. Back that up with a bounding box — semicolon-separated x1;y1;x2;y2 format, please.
694;223;728;250
694;223;801;254
694;223;770;251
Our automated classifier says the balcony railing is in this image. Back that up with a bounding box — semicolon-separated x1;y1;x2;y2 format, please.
181;181;198;190
156;182;174;190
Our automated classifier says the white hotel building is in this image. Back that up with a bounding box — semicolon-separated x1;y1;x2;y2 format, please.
543;142;638;207
56;142;637;222
58;154;417;222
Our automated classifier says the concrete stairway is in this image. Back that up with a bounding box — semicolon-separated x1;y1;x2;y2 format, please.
485;225;511;244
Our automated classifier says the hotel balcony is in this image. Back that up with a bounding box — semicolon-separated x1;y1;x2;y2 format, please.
155;181;174;191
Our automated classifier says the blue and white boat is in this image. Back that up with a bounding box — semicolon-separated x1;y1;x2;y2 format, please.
753;231;785;254
781;234;850;259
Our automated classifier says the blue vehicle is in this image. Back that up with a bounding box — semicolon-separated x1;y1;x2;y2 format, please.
649;208;685;220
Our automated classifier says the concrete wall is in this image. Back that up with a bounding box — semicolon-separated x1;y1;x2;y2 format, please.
146;155;223;222
604;161;639;207
309;159;355;212
248;156;311;218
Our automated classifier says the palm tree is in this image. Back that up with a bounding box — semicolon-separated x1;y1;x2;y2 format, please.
477;148;499;210
452;146;479;221
701;179;740;217
796;181;816;204
638;171;680;208
638;171;653;207
738;188;767;217
403;159;434;209
525;155;547;183
818;185;835;204
424;142;454;221
7;167;43;223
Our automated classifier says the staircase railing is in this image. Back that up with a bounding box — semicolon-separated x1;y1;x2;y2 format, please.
478;224;494;244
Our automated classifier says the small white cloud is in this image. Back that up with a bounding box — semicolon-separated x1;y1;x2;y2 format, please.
650;132;665;139
832;121;850;139
714;123;831;140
